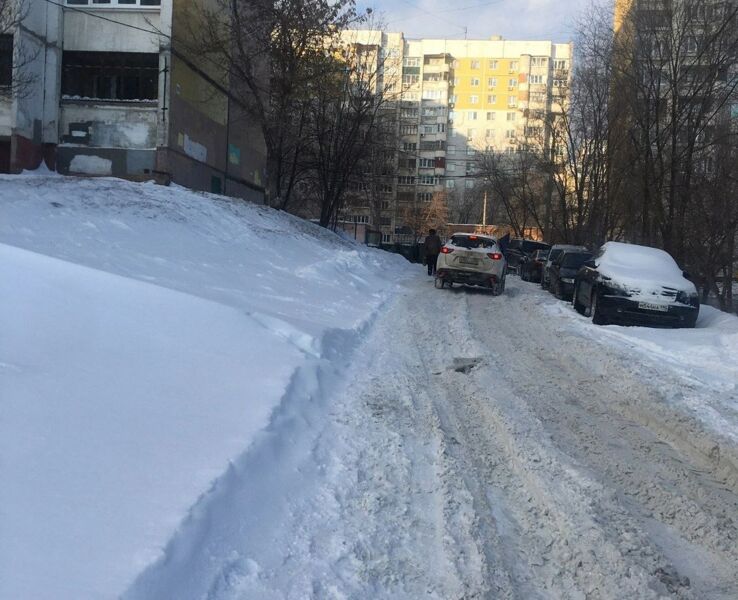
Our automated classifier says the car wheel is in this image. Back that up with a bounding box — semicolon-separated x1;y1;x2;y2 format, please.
501;273;506;292
591;291;608;325
434;277;444;289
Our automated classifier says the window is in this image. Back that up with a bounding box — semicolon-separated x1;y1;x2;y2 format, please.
398;175;415;184
487;77;497;88
423;89;444;100
466;128;476;139
402;74;419;85
465;179;475;189
470;95;478;104
531;57;547;67
530;92;546;104
401;124;418;135
468;111;478;120
529;74;544;84
506;129;516;138
447;163;456;172
471;77;480;86
508;78;517;88
382;233;392;243
508;96;517;107
380;217;392;226
403;57;420;67
418;192;433;202
423;125;435;134
553;59;568;71
509;60;518;71
403;142;417;152
470;59;480;69
347;215;370;224
488;59;498;69
449;94;457;103
61;51;159;101
506;112;516;121
419;157;434;168
419;174;441;185
66;0;161;5
437;123;445;133
447;144;456;154
487;94;496;103
486;111;495;120
401;107;418;118
485;129;493;138
467;147;475;155
446;179;455;188
0;35;12;87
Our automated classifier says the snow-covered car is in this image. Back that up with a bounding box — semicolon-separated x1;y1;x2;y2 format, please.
435;233;507;294
572;242;699;327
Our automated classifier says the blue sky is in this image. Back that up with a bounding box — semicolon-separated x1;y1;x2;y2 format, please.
357;0;595;43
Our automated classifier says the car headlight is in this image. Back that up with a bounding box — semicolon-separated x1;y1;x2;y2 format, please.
676;290;699;306
561;277;574;284
601;281;630;297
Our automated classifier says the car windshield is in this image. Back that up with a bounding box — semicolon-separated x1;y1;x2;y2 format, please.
451;235;497;249
535;249;550;260
548;249;564;262
522;241;550;254
561;252;593;268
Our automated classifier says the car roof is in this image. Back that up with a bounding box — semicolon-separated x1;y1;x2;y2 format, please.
450;232;497;242
550;244;588;251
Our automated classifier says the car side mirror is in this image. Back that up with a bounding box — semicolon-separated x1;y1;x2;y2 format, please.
583;260;596;269
682;270;691;279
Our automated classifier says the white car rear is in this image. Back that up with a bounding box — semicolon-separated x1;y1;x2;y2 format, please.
435;233;507;294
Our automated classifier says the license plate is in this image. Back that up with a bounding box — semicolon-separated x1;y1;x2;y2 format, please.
458;257;478;265
638;301;669;312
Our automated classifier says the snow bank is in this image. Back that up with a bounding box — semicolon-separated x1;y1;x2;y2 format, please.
544;295;738;442
0;173;412;600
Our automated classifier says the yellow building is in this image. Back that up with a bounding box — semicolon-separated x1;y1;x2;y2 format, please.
341;31;572;243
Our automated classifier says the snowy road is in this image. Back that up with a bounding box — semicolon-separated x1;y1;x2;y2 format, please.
129;273;738;599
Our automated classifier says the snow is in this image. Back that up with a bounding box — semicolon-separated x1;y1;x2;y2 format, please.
2;169;737;599
596;240;697;295
69;154;113;175
0;172;412;600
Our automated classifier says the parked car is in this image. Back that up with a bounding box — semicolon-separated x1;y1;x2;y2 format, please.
520;248;550;282
548;250;594;300
435;233;507;295
541;244;589;289
505;239;550;274
572;241;699;327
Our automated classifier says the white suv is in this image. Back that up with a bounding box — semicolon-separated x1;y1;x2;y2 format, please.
435;233;507;294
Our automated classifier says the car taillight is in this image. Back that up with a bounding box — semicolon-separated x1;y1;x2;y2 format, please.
441;247;454;254
487;252;502;260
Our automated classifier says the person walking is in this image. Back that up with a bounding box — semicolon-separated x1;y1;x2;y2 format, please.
424;228;442;276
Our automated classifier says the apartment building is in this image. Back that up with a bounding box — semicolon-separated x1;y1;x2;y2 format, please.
0;0;265;202
341;31;571;244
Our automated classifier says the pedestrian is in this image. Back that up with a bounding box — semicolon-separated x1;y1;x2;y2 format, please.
424;228;442;276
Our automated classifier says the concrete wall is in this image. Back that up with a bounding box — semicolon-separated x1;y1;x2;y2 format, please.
59;103;159;148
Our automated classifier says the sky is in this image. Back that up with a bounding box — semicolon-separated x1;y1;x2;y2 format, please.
357;0;596;43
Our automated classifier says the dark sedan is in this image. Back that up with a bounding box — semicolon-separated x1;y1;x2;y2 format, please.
520;248;550;282
572;242;699;327
506;239;550;274
549;250;593;300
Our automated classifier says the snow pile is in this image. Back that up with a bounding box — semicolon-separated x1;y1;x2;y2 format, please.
596;241;696;296
0;172;412;600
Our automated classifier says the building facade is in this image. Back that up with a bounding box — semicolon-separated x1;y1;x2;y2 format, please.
340;31;572;244
0;0;265;202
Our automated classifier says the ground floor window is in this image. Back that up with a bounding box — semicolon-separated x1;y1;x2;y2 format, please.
62;51;158;101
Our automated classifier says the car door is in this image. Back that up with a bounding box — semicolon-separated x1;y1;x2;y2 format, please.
576;254;598;302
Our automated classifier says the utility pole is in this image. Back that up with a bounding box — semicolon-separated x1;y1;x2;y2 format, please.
482;190;487;226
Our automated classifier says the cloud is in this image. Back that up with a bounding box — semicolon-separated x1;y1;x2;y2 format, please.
358;0;594;42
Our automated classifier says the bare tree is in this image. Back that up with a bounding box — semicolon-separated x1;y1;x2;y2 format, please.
611;0;738;308
0;0;37;100
185;0;362;211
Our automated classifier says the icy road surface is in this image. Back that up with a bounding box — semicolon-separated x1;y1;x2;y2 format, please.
129;275;738;600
